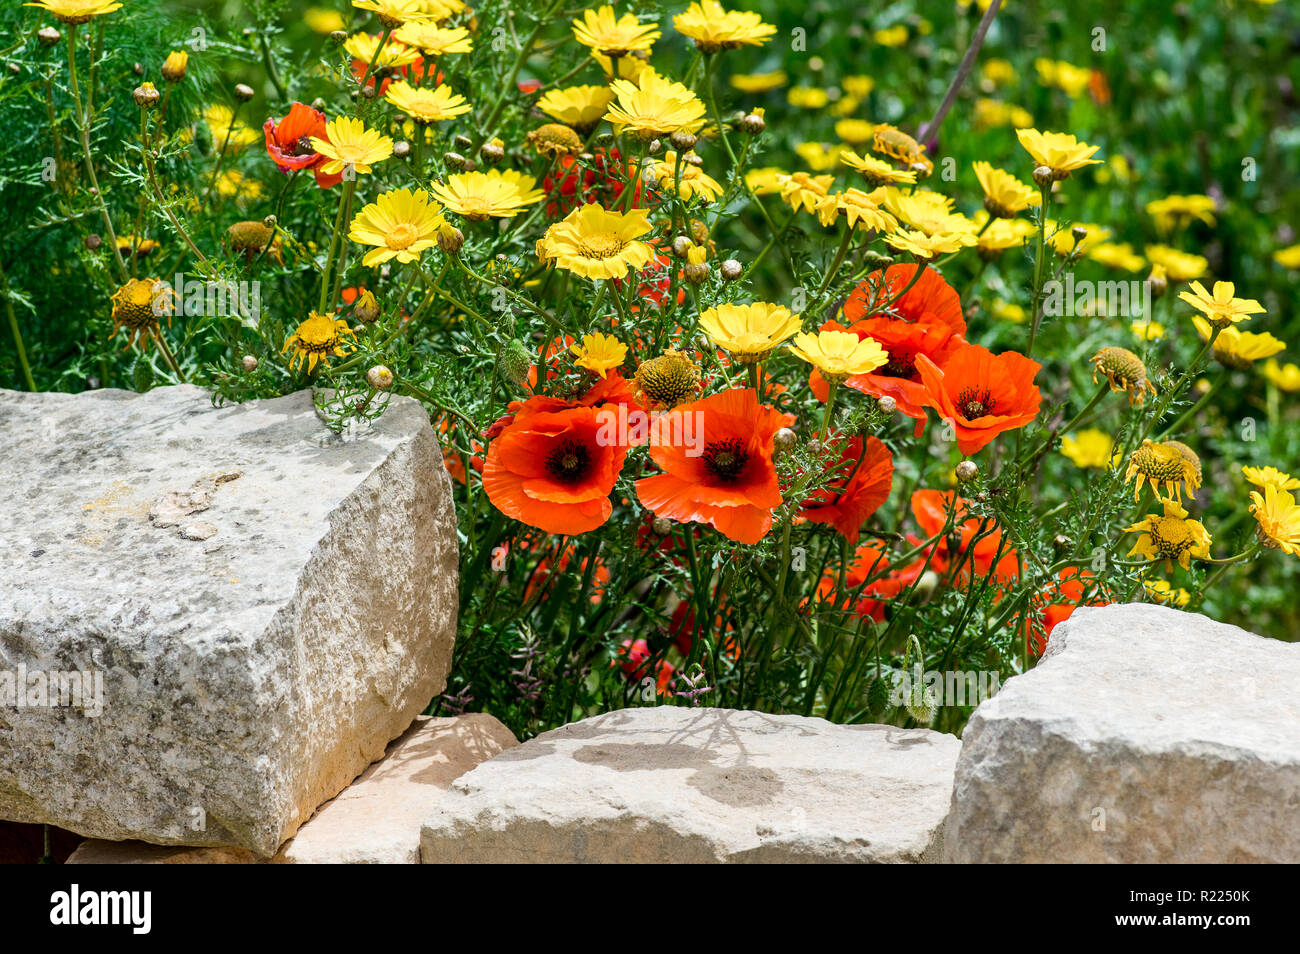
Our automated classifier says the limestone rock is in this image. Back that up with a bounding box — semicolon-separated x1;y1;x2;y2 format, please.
421;707;961;863
0;385;458;856
945;602;1300;863
66;715;517;864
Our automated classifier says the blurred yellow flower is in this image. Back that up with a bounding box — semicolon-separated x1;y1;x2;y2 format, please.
1089;242;1146;272
834;118;876;146
729;71;787;93
1145;245;1208;282
24;0;120;24
873;25;908;47
794;141;848;171
1191;316;1284;369
787;86;829;109
1274;244;1300;269
1262;358;1300;391
1060;429;1117;469
1146;194;1216;233
1130;319;1165;341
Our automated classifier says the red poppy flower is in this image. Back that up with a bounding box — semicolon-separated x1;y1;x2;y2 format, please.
482;397;630;535
543;147;644;217
635;388;794;545
668;599;740;659
1023;567;1111;656
814;541;917;620
844;263;966;337
264;102;341;188
799;435;894;543
911;489;1019;584
614;639;675;695
914;342;1042;454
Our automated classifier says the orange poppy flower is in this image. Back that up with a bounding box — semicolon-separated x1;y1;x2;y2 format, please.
635;388;794;545
809;316;963;434
482;397;630;535
911;489;1019;584
843;263;966;337
799;435;894;543
814;541;920;621
914;341;1042;454
264;101;341;188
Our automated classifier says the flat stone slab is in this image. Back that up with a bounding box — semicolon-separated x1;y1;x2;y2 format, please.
0;385;458;856
66;714;516;863
945;602;1300;863
420;707;961;863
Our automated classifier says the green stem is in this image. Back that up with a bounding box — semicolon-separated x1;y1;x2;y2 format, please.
0;259;37;391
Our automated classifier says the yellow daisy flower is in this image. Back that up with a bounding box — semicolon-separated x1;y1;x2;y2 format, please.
1142;578;1190;607
1015;128;1102;178
1144;244;1208;282
1243;465;1300;493
649;152;724;202
790;330;888;381
1125;440;1201;501
840;150;916;187
311;117;394;175
537;85;616;134
730;71;787;93
571;5;660;56
885;188;977;237
699;302;802;362
282;311;356;374
778;171;834;214
109;278;173;350
974;213;1035;258
1146;194;1216;234
1047;221;1110;256
343;32;422;69
23;0;120;24
1179;280;1266;329
1125;499;1212;571
1089;242;1146;272
527;123;584;157
604;69;707;140
674;0;775;52
432;169;544;220
816;188;898;233
1262;358;1300;392
393;22;472;54
1060;429;1116;469
571;333;628;378
348;187;446;267
745;167;786;195
352;0;432;29
1191;316;1284;369
538;203;655;279
385;81;472;123
204;105;260;152
1249;484;1300;555
887;229;974;259
972;161;1039;218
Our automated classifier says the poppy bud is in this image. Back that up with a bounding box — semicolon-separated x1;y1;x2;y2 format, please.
498;339;531;386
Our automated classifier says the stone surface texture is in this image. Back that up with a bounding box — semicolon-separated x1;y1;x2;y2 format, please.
945;602;1300;863
421;706;961;864
0;385;457;856
66;714;516;864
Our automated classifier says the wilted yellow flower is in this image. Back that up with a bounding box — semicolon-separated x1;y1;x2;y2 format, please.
24;0;121;24
282;311;355;373
1145;244;1208;282
973;161;1039;218
311;116;394;174
538;204;654;280
605;70;707;140
571;333;628;378
840;151;916;186
433;169;544;220
386;81;472;122
635;349;701;408
1091;346;1156;405
1125;499;1212;571
1142;578;1190;607
1146;194;1216;234
348;187;446;267
571;5;660;56
1242;465;1300;492
527;123;584;157
673;0;775;52
872;123;932;175
536;85;616;134
1250;484;1300;556
1262;358;1300;391
1015;128;1101;178
699;302;801;362
817;188;898;233
1060;429;1117;469
1179;280;1266;328
1126;440;1201;501
110;278;173;350
790;330;887;381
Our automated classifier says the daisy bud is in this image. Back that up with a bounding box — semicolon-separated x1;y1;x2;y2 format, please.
330;30;347;44
1147;265;1168;299
683;247;709;284
133;62;144;75
1071;224;1088;244
773;427;797;453
367;365;394;390
1032;165;1054;188
393;141;411;158
241;355;258;373
233;84;255;102
877;395;897;414
739;113;766;135
720;259;742;281
671;235;693;258
670;131;697;152
444;151;467;169
360;85;376;100
84;234;102;250
353;289;381;324
480;140;505;164
132;82;161;110
651;516;674;535
311;98;327;111
161;51;189;83
862;251;895;267
37;27;61;46
438;224;464;255
648;138;662;155
955;460;979;482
